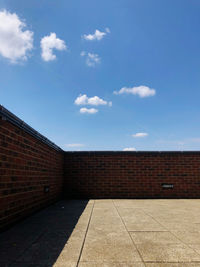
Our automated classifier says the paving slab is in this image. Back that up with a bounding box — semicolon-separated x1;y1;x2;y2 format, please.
80;229;142;263
124;221;167;232
130;231;181;245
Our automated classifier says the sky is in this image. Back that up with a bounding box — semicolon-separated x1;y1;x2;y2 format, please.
0;0;200;151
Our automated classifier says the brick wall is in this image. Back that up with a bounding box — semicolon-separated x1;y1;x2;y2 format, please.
1;106;200;230
0;112;64;230
64;152;200;198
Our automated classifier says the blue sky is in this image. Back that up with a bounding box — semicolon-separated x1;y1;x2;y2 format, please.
0;0;200;151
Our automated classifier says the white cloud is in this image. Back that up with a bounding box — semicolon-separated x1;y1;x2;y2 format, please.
75;94;112;107
40;33;66;61
132;132;148;138
86;53;100;67
80;51;86;56
105;27;110;33
65;143;85;148
75;94;88;105
80;108;98;114
123;147;136;151
0;10;33;63
114;86;156;98
83;28;110;41
81;52;100;67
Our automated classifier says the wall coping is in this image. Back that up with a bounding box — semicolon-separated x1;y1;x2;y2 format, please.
65;151;200;154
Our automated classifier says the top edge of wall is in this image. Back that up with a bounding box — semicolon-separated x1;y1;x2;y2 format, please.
64;151;200;154
0;105;63;152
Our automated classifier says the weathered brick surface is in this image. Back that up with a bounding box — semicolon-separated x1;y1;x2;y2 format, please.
0;119;64;230
64;152;200;198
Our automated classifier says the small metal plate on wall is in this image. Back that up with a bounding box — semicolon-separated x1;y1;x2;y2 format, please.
162;183;174;189
44;186;50;193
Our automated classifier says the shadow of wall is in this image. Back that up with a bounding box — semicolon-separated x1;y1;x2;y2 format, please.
0;200;88;266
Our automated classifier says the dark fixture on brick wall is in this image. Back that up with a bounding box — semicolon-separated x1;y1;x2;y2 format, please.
44;186;50;193
162;184;174;189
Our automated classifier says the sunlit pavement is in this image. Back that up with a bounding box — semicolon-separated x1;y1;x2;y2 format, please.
1;199;200;266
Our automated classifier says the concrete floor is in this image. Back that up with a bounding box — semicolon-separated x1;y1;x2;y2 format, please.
1;200;200;266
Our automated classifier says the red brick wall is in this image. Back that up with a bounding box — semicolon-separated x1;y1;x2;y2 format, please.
0;118;64;230
1;107;200;230
64;152;200;198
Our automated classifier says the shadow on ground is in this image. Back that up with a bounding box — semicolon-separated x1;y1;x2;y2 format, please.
0;200;88;267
